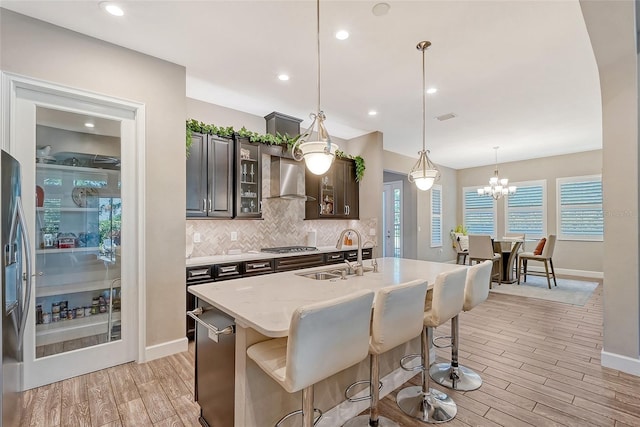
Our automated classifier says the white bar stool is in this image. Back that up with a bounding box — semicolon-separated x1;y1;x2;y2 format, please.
343;279;428;427
247;290;375;427
396;268;467;423
430;260;492;391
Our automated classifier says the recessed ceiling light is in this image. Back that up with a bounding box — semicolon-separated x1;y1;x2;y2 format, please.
335;30;349;40
84;122;95;128
368;110;378;116
99;2;124;17
426;87;438;94
278;74;290;81
372;3;391;16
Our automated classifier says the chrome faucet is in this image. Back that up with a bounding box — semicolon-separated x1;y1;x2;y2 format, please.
336;228;363;276
362;240;378;273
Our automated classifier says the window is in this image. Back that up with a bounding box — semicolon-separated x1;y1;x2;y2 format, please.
557;175;603;241
430;184;442;247
505;180;546;240
463;186;496;236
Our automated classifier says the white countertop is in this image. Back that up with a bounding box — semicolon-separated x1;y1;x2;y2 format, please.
188;257;467;337
186;245;366;267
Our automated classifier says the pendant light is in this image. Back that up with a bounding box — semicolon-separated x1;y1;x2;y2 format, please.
292;0;338;175
408;41;440;191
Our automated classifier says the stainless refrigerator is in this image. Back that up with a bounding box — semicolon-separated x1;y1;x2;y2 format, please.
1;150;33;427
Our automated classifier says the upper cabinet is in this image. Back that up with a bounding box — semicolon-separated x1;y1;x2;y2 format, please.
305;158;359;220
186;132;234;218
234;137;262;219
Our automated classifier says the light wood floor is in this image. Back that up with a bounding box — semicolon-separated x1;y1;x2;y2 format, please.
21;282;640;426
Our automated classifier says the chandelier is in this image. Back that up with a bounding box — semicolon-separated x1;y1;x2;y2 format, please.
477;147;516;200
291;0;338;175
408;41;440;191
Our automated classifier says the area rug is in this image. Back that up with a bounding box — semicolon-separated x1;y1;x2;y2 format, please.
489;276;599;306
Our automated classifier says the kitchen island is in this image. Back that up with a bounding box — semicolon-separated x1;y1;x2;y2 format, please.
188;258;467;427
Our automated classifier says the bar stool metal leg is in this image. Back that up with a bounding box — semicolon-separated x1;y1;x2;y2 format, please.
429;316;482;391
343;354;399;427
396;327;457;423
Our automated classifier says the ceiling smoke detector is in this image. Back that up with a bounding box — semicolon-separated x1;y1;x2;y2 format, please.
372;3;390;16
436;113;457;121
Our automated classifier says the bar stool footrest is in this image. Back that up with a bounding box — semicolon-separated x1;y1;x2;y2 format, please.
400;353;423;372
275;408;323;427
432;335;452;349
344;379;383;403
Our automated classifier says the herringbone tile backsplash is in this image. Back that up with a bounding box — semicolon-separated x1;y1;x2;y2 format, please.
187;154;377;257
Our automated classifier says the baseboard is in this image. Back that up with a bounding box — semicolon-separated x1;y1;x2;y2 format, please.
144;337;189;362
601;350;640;377
525;266;603;279
318;365;420;426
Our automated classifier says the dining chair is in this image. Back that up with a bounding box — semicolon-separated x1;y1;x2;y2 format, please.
468;234;501;288
454;234;468;265
518;234;557;289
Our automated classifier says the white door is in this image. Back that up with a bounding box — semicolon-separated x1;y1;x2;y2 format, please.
382;181;403;258
5;75;141;388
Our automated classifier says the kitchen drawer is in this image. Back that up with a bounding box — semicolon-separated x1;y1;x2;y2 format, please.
243;259;274;277
214;263;242;281
344;248;373;261
186;266;214;284
324;252;345;264
274;253;325;272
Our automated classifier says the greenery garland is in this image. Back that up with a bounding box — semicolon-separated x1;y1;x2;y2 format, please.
186;119;366;182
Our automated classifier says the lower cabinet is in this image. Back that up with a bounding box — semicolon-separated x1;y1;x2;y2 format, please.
185;249;373;339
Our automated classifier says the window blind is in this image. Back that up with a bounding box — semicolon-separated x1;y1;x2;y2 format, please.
431;185;442;247
557;176;603;241
463;188;495;236
506;182;546;239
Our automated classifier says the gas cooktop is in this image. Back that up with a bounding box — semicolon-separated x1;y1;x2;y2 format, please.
261;246;318;254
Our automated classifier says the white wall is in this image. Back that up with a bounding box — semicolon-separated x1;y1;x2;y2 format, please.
1;9;187;352
581;0;640;374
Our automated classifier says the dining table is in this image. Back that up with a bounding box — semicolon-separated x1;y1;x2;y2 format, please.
493;239;523;283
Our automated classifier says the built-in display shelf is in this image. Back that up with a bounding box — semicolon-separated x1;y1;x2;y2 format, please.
36;311;121;346
36;279;121;297
36;247;99;255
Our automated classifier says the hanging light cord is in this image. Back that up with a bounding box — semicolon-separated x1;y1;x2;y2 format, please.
316;0;321;114
421;42;426;152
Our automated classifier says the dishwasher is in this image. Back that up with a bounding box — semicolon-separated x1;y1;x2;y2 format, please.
188;299;236;427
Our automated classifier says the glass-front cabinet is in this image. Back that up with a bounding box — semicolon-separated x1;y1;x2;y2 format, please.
34;160;121;357
235;138;261;218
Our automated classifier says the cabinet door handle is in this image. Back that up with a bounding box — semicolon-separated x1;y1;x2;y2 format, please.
346;205;350;215
203;199;207;211
208;199;212;211
329;254;341;259
220;266;238;273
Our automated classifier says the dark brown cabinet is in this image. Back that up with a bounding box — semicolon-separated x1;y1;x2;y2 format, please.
234;137;262;219
305;158;359;219
186;132;234;218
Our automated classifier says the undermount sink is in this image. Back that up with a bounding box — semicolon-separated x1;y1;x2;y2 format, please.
295;265;375;281
297;271;341;280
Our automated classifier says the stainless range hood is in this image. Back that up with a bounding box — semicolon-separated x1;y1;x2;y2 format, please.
268;157;314;200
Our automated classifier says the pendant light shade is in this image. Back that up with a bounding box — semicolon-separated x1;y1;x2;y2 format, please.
292;0;338;175
408;40;440;191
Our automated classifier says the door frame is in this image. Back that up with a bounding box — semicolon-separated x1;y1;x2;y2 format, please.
1;72;146;387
